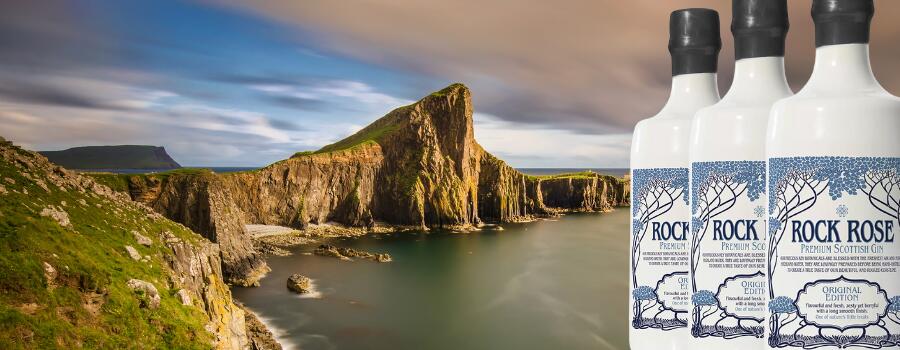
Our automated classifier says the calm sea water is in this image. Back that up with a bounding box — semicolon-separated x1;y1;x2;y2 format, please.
231;210;630;350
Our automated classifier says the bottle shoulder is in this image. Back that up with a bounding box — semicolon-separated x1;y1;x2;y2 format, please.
632;115;693;169
767;90;900;158
772;87;900;113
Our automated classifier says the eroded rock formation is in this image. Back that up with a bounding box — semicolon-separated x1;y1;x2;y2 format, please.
121;84;629;286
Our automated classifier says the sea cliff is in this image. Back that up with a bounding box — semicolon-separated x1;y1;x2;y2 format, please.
111;84;629;286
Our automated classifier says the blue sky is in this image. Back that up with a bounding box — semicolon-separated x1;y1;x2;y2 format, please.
1;0;898;167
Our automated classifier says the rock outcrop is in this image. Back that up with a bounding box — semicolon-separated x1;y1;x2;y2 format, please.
286;274;312;294
313;244;392;262
146;172;269;287
118;84;629;285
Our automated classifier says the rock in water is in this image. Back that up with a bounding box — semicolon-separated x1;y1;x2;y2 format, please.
286;274;312;294
313;244;392;263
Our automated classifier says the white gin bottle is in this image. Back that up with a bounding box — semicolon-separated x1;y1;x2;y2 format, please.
688;1;791;349
766;1;900;349
630;8;721;350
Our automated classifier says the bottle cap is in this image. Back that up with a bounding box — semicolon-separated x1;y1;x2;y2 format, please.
812;0;874;47
733;0;789;59
669;8;722;76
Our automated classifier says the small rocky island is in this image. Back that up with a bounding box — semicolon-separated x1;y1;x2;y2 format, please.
89;83;630;287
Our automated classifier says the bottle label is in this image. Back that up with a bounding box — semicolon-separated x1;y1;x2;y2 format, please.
631;168;690;331
690;161;768;340
767;157;900;349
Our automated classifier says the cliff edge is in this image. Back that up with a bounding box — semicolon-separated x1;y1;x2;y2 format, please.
0;138;274;349
115;84;629;286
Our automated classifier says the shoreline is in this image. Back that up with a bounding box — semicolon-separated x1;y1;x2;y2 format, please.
250;208;623;255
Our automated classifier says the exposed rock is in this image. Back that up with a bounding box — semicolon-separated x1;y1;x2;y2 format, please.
42;262;57;290
238;303;283;350
162;236;249;349
313;244;392;263
0;184;6;194
136;172;269;287
286;274;312;294
133;230;153;246
114;84;628;284
40;205;70;228
313;244;351;261
540;173;629;212
126;279;160;309
124;245;143;261
176;289;192;306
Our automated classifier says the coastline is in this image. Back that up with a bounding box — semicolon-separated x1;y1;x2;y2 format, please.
231;208;631;350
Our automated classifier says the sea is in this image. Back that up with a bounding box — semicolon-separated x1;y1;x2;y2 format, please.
232;211;630;350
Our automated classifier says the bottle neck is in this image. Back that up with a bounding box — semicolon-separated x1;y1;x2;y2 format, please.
659;73;720;117
805;43;881;92
725;56;791;100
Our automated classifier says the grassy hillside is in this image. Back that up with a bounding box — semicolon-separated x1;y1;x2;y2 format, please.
0;141;215;349
40;145;181;170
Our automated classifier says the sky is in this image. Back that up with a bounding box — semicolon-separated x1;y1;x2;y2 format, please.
1;0;899;167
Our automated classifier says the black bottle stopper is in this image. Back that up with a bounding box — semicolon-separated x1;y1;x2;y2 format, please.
733;0;789;60
812;0;874;47
669;8;722;76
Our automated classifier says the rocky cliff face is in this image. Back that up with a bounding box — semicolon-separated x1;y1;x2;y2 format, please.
0;138;268;349
540;174;630;212
122;84;629;286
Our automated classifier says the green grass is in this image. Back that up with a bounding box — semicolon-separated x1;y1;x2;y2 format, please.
526;171;602;181
0;152;213;348
290;83;468;158
314;123;399;154
84;168;215;194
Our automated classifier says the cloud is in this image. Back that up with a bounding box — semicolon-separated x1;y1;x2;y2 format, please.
474;113;631;168
246;78;413;112
0;73;337;166
211;0;900;135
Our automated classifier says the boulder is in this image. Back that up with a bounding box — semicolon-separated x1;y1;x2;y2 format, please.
126;279;160;309
176;289;192;306
286;274;312;294
42;262;57;290
133;230;153;246
39;205;70;227
125;245;142;261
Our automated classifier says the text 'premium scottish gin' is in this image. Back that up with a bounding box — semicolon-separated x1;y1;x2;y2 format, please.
630;8;721;350
689;1;792;349
766;0;900;349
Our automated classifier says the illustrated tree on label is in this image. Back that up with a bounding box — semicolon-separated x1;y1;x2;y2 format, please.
631;168;688;330
767;157;900;349
690;162;765;339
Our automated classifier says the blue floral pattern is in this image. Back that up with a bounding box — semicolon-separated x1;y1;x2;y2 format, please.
631;168;689;331
767;156;900;349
